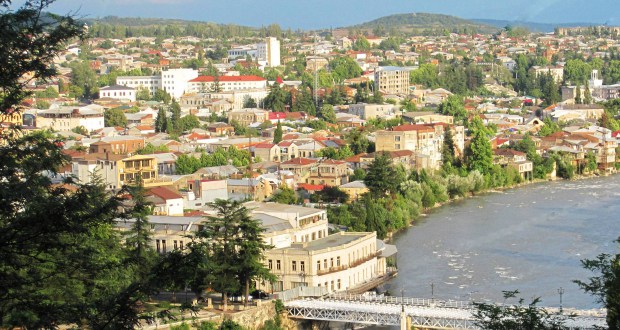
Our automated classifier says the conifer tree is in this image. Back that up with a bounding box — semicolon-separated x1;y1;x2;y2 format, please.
273;120;283;144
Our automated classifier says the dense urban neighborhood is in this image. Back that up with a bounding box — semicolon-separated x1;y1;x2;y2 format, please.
3;2;620;329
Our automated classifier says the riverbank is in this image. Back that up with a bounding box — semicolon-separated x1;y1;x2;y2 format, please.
384;171;616;243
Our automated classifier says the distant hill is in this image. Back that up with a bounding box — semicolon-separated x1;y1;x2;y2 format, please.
472;18;599;33
342;13;500;35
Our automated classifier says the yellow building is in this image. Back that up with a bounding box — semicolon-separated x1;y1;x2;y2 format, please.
72;153;172;190
339;180;369;201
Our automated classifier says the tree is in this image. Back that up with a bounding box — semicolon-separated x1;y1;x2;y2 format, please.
346;129;372;154
575;240;620;330
364;152;402;197
155;107;168;133
441;128;457;174
292;87;316;115
105;107;128;127
465;117;494;175
170;100;182;132
473;290;567;330
69;61;98;99
353;36;371;51
318;104;337;123
329;56;363;83
243;95;257;108
271;185;297;204
273;121;283;144
136;87;150;101
236;204;275;307
123;178;157;279
177;114;201;132
263;82;289;112
439;95;467;125
153;88;172;104
584;80;592;105
573;84;582;106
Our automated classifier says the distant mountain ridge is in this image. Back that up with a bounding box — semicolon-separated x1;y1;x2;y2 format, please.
341;13;500;34
472;18;600;33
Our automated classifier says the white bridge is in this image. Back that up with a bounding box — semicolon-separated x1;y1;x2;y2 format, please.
284;293;607;330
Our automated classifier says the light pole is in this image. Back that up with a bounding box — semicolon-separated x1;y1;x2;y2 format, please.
400;289;405;312
430;282;435;300
558;287;565;313
299;271;306;288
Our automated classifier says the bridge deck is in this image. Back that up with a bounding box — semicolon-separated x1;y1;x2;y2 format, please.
285;298;607;330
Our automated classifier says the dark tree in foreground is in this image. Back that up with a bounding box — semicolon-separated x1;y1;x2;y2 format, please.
574;240;620;330
0;2;184;328
472;291;568;330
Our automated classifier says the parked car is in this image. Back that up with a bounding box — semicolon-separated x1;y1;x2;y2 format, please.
229;293;253;303
251;289;269;300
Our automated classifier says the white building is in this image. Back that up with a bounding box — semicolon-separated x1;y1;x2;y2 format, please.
99;85;136;102
161;68;199;99
36;104;105;132
257;37;281;67
116;75;161;96
116;68;199;99
187;75;267;93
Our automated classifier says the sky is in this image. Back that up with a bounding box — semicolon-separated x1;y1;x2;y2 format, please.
14;0;620;30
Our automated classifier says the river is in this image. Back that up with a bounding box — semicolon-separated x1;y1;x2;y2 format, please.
386;174;620;310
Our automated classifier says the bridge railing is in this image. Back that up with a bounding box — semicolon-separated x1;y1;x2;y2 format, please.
273;286;329;302
326;293;474;309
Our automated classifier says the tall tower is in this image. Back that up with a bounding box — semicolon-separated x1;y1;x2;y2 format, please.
257;37;280;67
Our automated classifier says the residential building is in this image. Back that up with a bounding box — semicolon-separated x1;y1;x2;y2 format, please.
88;136;145;154
184;179;228;209
227;108;269;126
227;177;274;201
493;149;534;180
280;158;318;183
36;105;105;132
307;159;349;186
254;143;281;162
116;215;202;254
72;153;171;190
99;85;136;102
339;180;369;201
146;186;184;216
374;66;412;95
348;103;400;120
532;65;564;83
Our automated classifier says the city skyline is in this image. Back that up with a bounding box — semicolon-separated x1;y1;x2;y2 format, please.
16;0;620;30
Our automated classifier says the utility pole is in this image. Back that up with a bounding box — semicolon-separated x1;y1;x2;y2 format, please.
558;287;565;313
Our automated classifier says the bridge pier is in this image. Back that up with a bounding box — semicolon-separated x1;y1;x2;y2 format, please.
400;310;411;330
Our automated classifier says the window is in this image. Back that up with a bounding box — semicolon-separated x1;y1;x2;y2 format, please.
156;239;160;253
276;260;281;270
292;261;297;271
179;241;183;250
395;136;401;142
337;256;341;266
162;240;166;253
330;258;334;267
300;261;305;272
323;259;327;269
337;279;341;289
268;259;273;269
317;260;321;271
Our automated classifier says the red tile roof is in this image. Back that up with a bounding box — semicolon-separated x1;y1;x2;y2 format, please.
281;157;317;166
269;112;287;120
146;186;183;200
297;183;325;191
254;142;276;149
392;124;435;132
188;75;266;83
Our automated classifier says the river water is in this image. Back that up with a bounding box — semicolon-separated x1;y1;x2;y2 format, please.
386;175;620;310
